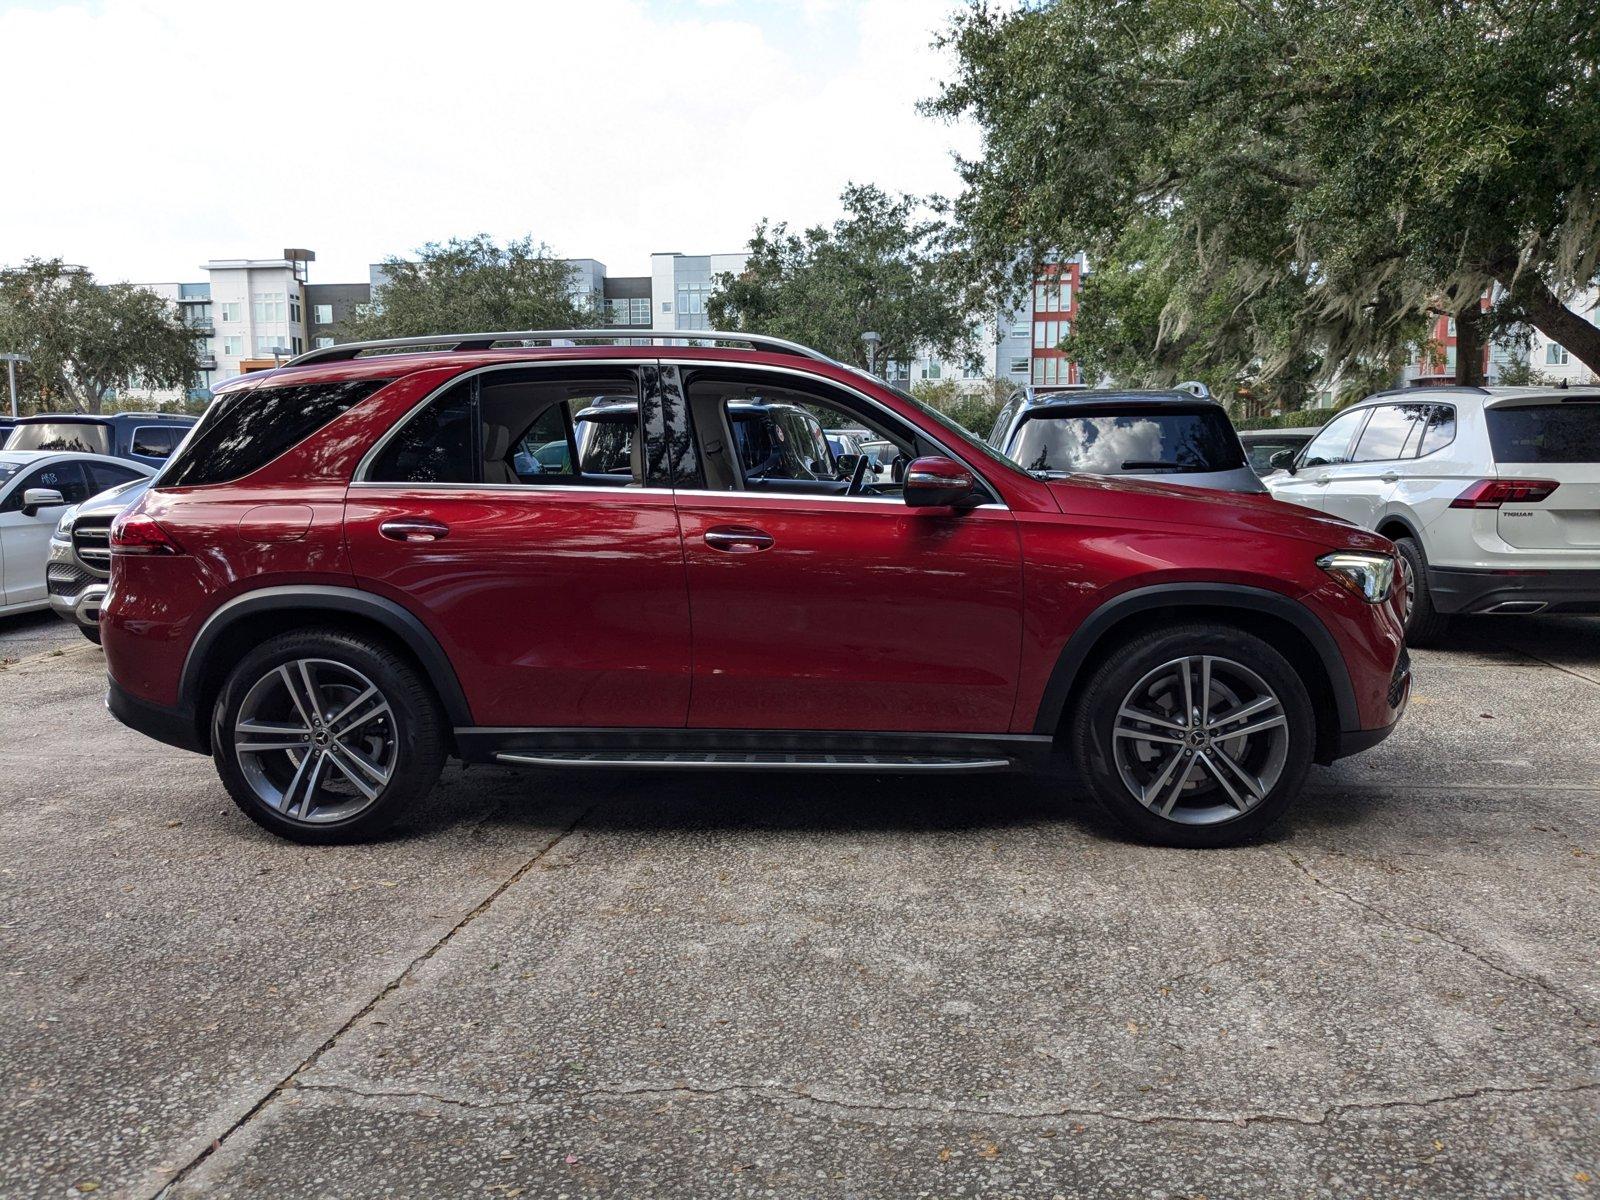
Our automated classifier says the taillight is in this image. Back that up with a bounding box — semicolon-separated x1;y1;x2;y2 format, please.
1449;479;1560;508
110;511;183;555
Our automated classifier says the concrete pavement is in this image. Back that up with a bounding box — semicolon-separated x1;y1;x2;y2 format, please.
0;618;1595;1197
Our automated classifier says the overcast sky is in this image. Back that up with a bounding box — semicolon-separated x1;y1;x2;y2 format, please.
0;0;981;286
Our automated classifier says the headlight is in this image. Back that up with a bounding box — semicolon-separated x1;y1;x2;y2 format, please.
54;506;78;539
1317;551;1395;603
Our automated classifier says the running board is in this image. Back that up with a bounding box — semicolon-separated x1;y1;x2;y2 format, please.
493;750;1013;772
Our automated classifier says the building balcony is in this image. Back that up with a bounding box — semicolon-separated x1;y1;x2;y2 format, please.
186;325;215;337
196;356;217;370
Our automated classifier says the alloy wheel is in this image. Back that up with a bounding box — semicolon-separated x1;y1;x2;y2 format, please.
1398;554;1417;626
233;658;398;823
1110;655;1290;826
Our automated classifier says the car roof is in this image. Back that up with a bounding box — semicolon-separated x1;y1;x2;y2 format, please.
12;412;194;426
1238;427;1317;440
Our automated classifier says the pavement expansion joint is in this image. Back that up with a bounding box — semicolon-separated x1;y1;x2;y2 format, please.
147;805;596;1200
1282;849;1600;1028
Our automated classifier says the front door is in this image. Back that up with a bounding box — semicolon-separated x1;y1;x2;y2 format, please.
1320;402;1434;529
344;364;692;729
671;364;1024;733
1270;407;1370;514
0;460;90;606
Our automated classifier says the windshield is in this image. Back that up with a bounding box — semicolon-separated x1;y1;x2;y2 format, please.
0;459;25;485
1009;407;1245;477
6;422;112;456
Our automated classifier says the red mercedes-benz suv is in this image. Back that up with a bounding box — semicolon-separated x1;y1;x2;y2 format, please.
102;331;1409;848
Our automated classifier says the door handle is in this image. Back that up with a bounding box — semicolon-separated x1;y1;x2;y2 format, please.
379;517;450;543
1380;472;1401;484
1313;475;1331;486
704;526;774;554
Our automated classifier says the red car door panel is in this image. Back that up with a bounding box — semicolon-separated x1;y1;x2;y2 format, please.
345;486;691;728
676;492;1024;732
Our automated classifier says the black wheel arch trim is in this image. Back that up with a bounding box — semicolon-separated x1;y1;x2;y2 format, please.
1374;513;1425;546
179;585;474;728
1030;582;1360;737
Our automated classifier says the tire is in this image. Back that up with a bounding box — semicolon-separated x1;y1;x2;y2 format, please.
78;624;102;645
211;628;447;843
1394;536;1450;647
1069;624;1316;848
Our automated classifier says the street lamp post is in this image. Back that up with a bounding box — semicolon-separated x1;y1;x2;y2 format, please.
1;353;29;419
860;331;882;377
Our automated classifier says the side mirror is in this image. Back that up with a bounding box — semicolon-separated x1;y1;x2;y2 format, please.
835;453;861;475
21;487;65;516
1269;449;1297;474
903;456;977;508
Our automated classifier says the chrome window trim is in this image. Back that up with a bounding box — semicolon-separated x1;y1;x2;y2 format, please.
353;356;1007;510
348;480;670;497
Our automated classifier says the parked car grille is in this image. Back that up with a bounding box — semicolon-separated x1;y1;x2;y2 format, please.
72;515;113;577
1388;647;1411;709
47;560;94;596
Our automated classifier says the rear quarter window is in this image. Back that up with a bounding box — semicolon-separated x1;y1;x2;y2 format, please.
1486;402;1600;463
161;378;390;487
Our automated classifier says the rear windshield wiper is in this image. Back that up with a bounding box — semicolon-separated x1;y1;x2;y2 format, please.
1120;460;1203;472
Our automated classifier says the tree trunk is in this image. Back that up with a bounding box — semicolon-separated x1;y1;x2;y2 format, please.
1490;263;1600;381
1453;299;1486;387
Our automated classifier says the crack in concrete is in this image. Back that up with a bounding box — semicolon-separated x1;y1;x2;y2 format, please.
1283;850;1598;1028
285;1076;1600;1132
147;806;594;1199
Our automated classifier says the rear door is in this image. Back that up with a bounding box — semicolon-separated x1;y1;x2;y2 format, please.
1484;394;1600;556
344;363;694;729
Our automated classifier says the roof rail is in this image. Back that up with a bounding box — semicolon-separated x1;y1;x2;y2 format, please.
282;329;842;370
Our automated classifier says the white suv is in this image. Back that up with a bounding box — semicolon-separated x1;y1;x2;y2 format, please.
1266;386;1600;644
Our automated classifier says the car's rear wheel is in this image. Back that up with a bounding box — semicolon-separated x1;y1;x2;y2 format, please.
79;624;101;645
1393;536;1449;646
1070;625;1315;847
211;629;447;843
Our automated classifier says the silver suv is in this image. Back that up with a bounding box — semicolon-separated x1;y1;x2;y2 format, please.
47;478;150;643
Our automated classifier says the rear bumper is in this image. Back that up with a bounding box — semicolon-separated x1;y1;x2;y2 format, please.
106;678;206;755
1427;566;1600;615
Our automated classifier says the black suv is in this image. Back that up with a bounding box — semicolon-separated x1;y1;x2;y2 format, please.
5;412;197;469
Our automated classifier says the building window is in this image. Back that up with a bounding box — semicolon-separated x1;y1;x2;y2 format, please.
313;304;334;325
1010;356;1029;376
925;360;941;380
1011;318;1030;338
314;336;335;349
661;301;672;313
254;334;288;356
222;336;244;357
219;302;242;323
675;282;711;317
252;292;287;323
1547;343;1570;365
1034;279;1067;314
631;297;650;324
289;297;301;324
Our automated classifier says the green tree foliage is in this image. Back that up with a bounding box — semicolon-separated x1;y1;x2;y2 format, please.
927;0;1600;396
342;235;597;341
710;184;979;370
911;377;1007;439
0;258;199;414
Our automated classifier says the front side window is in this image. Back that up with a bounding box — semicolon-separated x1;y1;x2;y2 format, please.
163;378;389;487
1299;409;1367;467
368;370;641;486
5;461;89;510
1007;406;1245;477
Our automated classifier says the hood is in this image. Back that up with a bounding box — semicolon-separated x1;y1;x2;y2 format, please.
1045;472;1393;554
78;477;152;517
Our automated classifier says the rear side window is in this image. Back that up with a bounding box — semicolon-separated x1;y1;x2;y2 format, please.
162;379;389;487
87;462;144;492
1009;406;1244;475
131;426;183;458
1486;402;1600;463
7;423;112;456
1415;405;1456;455
1352;403;1433;462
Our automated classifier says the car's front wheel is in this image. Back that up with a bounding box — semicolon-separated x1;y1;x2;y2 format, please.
1070;625;1315;847
211;629;447;843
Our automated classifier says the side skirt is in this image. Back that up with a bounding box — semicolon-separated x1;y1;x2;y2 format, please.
454;727;1057;772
